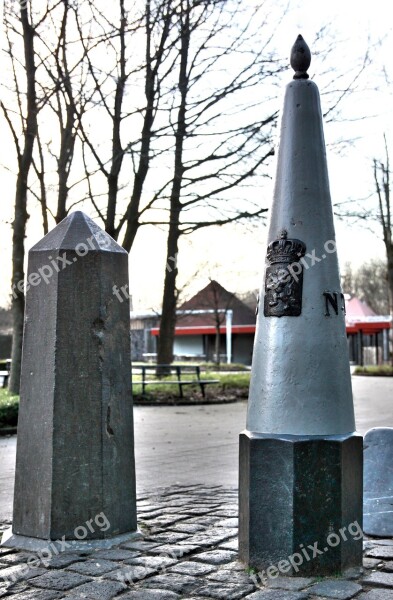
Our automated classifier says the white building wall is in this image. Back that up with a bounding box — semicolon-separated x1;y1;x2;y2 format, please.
174;335;204;357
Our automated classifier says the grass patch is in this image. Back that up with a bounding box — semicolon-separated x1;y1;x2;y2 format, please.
131;370;250;396
0;389;19;428
353;365;393;376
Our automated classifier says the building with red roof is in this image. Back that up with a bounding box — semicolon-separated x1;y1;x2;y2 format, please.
150;281;256;364
345;296;391;365
131;286;391;366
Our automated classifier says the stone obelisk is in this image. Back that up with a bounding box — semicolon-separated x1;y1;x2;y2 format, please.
2;212;139;550
239;36;363;575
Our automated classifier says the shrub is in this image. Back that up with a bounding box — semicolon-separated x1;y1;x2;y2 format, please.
353;365;393;376
0;390;19;428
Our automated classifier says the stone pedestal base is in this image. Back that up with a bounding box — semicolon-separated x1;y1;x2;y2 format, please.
239;431;363;575
1;527;142;552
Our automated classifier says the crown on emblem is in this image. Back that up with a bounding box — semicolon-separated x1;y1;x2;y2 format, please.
266;230;306;264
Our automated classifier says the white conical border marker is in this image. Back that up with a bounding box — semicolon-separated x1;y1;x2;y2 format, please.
239;36;362;576
246;35;355;436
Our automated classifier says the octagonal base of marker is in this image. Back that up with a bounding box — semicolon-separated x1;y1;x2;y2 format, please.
1;527;143;552
239;431;363;575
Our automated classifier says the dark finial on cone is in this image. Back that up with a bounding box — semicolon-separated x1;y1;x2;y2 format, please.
290;34;311;79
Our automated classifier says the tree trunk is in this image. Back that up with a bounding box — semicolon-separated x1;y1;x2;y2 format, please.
156;221;180;374
106;0;126;240
156;0;190;372
121;0;160;250
9;4;37;394
56;102;75;223
214;328;221;366
386;244;393;365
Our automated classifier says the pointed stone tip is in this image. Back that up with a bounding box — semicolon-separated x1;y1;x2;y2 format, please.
290;34;311;79
31;211;127;254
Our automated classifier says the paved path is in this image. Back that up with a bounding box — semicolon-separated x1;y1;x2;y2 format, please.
1;376;393;522
1;484;393;599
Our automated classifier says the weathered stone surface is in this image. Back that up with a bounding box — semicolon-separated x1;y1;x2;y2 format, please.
120;590;180;600
366;546;393;559
183;531;233;547
357;590;393;600
169;561;216;576
382;561;393;572
244;591;308;600
29;570;91;590
142;573;200;594
125;555;177;571
194;581;254;599
363;571;393;587
167;524;207;534
220;539;238;551
11;212;137;542
193;550;236;564
363;557;382;569
239;432;363;575
121;541;163;552
91;548;140;561
4;590;63;600
148;532;189;544
0;551;36;565
67;558;120;576
308;579;362;598
214;518;238;528
207;568;254;584
104;564;155;584
265;576;314;590
148;544;199;558
0;564;46;584
63;579;126;599
364;428;393;537
46;554;85;569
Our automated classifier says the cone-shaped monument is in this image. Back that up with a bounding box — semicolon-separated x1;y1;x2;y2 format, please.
239;36;363;575
2;212;139;551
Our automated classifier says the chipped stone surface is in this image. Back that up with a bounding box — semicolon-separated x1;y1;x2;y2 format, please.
1;591;62;600
28;571;91;591
62;579;126;600
357;590;393;600
193;550;236;564
366;546;393;560
265;576;314;591
169;561;217;576
244;591;309;600
363;571;393;588
194;581;254;599
308;579;363;598
142;573;200;594
120;591;180;600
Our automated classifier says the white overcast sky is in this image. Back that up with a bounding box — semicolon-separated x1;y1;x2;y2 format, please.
0;0;392;309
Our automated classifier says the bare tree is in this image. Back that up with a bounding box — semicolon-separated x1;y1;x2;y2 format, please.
373;136;393;314
2;0;39;393
351;259;390;315
2;0;91;391
73;0;175;243
156;0;282;366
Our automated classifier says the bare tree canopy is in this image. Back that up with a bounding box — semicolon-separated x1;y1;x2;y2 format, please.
1;0;372;380
342;259;390;315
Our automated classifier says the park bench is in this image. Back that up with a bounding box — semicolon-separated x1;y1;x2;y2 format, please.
0;360;10;388
132;364;219;398
0;371;9;388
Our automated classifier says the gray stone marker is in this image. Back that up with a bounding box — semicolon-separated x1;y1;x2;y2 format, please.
2;211;139;550
239;36;363;575
364;427;393;537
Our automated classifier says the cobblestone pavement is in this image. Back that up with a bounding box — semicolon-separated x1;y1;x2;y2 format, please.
1;485;393;600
